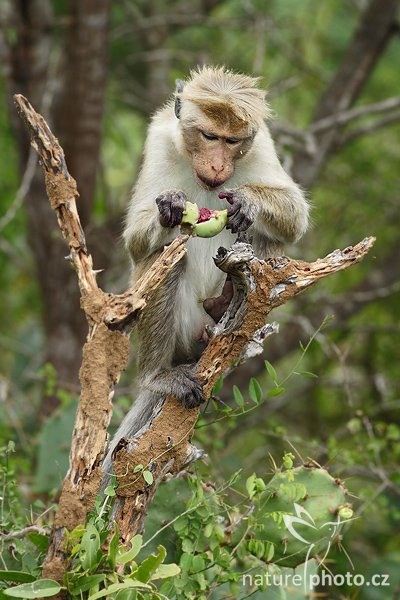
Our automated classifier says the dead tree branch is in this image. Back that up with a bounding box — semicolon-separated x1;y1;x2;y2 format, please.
110;238;375;545
15;94;375;583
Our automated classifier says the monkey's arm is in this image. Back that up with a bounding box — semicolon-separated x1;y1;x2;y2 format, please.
123;118;187;264
220;127;309;250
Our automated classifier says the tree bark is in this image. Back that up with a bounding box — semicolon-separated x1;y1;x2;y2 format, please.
2;0;112;416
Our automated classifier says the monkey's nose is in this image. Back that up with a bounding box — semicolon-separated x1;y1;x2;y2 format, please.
212;163;225;174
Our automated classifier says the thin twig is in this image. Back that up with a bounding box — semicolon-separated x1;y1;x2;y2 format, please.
1;525;48;542
311;96;400;134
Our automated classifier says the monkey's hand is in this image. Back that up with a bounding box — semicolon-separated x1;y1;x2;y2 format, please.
156;190;187;228
219;189;256;233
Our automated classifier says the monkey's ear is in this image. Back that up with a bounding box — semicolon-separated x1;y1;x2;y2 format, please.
174;78;184;119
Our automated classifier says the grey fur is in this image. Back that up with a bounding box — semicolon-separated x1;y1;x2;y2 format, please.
101;255;204;486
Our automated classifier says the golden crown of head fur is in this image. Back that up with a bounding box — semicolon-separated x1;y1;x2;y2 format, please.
178;65;270;128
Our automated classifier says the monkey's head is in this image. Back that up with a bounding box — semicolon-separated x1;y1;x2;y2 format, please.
175;66;270;191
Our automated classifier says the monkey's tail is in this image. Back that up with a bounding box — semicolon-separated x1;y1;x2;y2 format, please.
101;389;164;490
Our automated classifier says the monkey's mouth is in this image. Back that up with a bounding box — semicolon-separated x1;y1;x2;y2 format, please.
196;174;225;190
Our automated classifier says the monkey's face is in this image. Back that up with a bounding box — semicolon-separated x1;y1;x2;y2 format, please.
182;123;255;191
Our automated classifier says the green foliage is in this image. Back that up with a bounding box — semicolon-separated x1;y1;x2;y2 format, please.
136;457;353;599
0;443;53;580
34;400;77;493
3;580;61;598
2;482;180;599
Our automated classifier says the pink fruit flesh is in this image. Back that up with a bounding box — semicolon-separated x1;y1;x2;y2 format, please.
197;207;213;223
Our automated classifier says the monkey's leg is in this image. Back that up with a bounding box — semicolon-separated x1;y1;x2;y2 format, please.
138;258;204;409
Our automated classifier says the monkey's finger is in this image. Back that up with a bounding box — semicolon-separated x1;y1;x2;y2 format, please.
170;202;184;226
227;204;241;217
158;206;172;227
183;388;205;408
176;190;188;204
235;211;253;231
228;211;248;233
226;222;239;233
228;199;242;217
218;190;234;203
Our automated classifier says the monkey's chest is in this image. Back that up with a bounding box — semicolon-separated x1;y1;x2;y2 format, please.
185;231;234;300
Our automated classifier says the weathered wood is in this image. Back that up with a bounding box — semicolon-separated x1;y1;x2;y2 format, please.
110;237;375;544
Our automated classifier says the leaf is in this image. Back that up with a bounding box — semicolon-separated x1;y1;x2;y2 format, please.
0;572;35;584
181;538;193;553
192;555;206;572
136;545;166;583
3;580;61;598
89;580;150;600
116;535;143;565
264;360;277;383
108;523;119;569
113;590;138;600
133;464;143;473
203;523;213;538
27;533;49;553
179;552;192;573
150;563;181;580
248;378;263;404
232;385;244;407
264;541;275;562
104;485;116;497
69;575;106;595
212;376;223;395
266;386;285;398
295;370;318;379
246;474;256;499
80;523;101;571
142;470;154;485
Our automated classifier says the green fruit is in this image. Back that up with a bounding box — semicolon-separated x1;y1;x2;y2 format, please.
192;209;228;238
181;201;200;226
255;465;350;568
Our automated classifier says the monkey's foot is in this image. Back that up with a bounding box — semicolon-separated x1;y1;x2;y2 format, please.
146;365;205;409
171;364;205;409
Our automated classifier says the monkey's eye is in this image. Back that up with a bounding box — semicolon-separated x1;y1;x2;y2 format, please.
201;131;218;141
226;137;240;145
